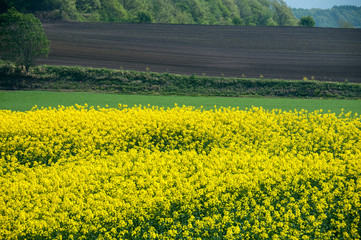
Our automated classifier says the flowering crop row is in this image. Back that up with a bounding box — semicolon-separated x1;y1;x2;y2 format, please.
0;105;360;239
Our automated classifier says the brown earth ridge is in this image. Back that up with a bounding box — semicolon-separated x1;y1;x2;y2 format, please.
38;22;361;83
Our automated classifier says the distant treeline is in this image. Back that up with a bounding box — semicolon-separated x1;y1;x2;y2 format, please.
1;0;298;26
293;6;361;28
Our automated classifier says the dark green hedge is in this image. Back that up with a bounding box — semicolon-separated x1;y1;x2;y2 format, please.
1;63;360;99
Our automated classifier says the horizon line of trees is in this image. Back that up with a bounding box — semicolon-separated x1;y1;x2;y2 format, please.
1;0;298;26
292;5;361;28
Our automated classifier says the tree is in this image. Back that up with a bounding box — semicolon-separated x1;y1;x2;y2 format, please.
76;0;101;13
298;16;315;27
137;11;153;23
271;0;298;26
338;19;354;28
0;8;49;72
0;0;62;13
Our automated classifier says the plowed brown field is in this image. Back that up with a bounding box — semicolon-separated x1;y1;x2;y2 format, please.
38;22;361;83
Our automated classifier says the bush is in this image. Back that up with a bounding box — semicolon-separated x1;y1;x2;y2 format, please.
1;64;360;98
298;16;316;27
137;11;153;23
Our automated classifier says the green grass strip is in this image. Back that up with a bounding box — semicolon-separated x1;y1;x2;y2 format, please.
1;91;360;114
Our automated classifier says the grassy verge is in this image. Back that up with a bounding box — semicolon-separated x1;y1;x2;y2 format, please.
1;91;360;114
1;62;360;99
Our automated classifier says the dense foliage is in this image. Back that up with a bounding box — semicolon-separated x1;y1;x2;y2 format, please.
1;63;360;99
1;0;297;26
298;16;315;27
0;8;49;71
293;6;361;28
0;105;360;239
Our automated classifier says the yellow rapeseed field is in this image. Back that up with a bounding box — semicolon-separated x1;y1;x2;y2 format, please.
0;105;360;239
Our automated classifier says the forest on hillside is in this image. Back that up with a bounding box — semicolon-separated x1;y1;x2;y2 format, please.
0;0;298;26
293;6;361;28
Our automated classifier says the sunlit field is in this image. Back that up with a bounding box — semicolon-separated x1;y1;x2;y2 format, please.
1;91;360;114
1;104;360;239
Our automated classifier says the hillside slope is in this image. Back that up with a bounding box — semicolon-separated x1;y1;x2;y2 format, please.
293;6;361;28
37;22;361;82
1;0;297;26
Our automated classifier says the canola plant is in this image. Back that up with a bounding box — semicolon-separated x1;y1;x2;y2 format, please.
0;105;360;239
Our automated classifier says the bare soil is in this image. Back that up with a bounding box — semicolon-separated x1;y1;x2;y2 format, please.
38;22;361;83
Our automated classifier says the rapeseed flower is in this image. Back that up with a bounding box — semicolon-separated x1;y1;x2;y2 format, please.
0;105;360;239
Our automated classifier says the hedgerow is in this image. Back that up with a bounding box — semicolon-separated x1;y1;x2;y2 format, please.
1;62;360;98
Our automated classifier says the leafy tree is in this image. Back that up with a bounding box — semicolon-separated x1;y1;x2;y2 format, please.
137;11;153;23
235;0;296;26
59;0;79;20
0;0;10;13
122;0;143;12
232;16;244;25
99;0;127;22
0;0;61;13
298;16;315;27
0;8;49;72
76;0;101;13
293;6;361;28
271;0;298;26
338;20;354;28
1;0;300;26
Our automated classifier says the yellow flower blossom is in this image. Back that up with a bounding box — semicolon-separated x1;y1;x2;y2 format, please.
0;105;360;239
